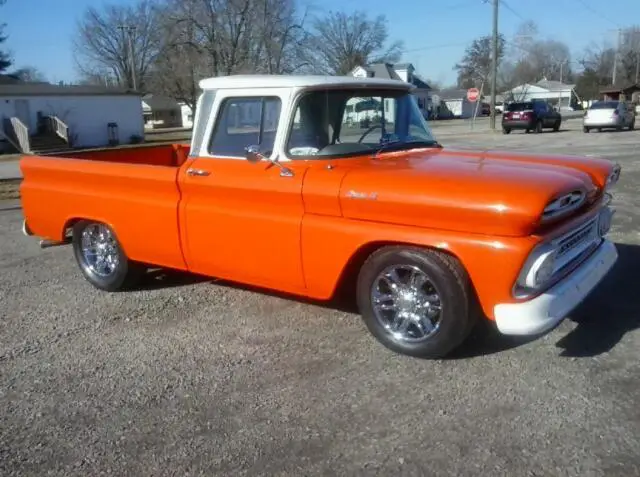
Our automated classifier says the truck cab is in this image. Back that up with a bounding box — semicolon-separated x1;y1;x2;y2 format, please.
20;74;621;359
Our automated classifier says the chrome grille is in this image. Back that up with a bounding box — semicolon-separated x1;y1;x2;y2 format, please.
553;216;599;274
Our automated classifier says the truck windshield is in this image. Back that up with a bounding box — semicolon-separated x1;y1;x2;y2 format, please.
286;88;437;159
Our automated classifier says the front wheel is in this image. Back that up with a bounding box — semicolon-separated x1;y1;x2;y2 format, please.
356;246;476;359
629;120;635;131
72;220;145;291
553;121;561;132
583;126;590;133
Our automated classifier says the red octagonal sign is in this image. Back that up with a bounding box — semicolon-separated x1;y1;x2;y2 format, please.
467;88;480;102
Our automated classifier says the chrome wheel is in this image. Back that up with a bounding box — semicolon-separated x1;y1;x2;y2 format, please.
370;264;442;343
80;223;120;277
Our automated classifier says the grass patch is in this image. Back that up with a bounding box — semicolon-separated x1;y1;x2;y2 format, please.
0;178;21;201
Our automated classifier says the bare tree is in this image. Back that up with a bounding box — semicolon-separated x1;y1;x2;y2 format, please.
305;10;403;75
11;66;47;83
73;0;162;90
499;22;573;89
454;34;506;92
146;0;311;110
0;0;12;72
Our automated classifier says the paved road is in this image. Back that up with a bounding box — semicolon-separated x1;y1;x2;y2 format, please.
0;128;639;476
0;159;20;180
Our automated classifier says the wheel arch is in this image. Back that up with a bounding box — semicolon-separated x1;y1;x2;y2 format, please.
62;217;129;254
331;240;471;301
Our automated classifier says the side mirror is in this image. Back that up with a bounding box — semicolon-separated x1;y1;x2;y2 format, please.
245;145;264;163
243;144;294;177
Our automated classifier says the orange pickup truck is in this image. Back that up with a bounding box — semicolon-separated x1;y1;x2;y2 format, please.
20;75;621;359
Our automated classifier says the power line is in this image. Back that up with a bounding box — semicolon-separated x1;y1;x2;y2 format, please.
499;0;525;21
573;0;618;27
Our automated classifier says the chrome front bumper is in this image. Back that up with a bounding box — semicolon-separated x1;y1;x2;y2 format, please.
493;239;618;336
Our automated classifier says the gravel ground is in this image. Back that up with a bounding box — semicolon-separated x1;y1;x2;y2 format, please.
1;125;639;476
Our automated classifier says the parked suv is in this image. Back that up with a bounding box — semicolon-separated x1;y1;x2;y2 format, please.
502;100;562;134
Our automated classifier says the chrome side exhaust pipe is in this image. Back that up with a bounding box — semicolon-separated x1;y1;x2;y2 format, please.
39;239;70;249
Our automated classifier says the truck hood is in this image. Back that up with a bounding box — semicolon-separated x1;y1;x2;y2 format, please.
338;148;613;237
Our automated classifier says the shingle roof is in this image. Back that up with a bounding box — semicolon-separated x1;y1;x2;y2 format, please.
435;88;470;100
359;63;403;81
535;79;576;91
411;74;431;90
0;83;139;96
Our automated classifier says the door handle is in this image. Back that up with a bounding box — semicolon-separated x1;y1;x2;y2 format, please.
186;168;211;177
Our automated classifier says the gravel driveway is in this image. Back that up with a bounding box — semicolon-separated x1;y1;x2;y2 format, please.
1;126;638;476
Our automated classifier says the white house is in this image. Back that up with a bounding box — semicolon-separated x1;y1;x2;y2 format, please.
180;103;194;128
0;83;144;153
431;89;483;119
503;79;580;110
142;94;183;129
349;62;433;118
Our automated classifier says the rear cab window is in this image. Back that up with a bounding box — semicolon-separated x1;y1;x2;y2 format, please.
208;96;282;158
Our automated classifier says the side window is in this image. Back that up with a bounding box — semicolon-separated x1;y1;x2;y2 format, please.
209;96;281;157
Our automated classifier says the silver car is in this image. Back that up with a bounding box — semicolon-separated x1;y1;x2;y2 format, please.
583;100;635;132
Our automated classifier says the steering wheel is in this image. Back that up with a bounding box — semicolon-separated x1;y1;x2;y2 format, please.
358;125;382;143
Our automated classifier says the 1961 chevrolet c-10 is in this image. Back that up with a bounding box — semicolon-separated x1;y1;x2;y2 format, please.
20;75;621;359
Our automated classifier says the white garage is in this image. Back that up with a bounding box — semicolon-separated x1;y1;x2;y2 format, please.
0;83;144;154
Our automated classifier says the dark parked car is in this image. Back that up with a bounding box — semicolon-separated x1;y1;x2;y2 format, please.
502;101;562;134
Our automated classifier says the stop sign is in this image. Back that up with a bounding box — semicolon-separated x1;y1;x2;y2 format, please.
467;88;480;102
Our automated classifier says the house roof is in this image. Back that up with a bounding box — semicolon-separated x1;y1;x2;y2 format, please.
411;73;431;90
0;83;139;97
392;63;414;71
535;79;575;91
199;74;410;90
599;83;640;94
435;88;471;100
356;63;403;81
142;94;181;111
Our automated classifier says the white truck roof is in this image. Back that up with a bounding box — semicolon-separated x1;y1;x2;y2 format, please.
198;74;414;91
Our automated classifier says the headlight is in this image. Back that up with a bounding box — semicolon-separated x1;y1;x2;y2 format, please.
522;249;556;289
513;244;557;297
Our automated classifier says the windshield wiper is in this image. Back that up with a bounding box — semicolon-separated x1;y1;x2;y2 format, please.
373;139;441;158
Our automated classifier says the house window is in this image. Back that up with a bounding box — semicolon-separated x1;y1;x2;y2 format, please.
209;96;281;157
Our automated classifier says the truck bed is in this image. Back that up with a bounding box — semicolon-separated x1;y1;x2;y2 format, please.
55;143;191;168
19;143;191;272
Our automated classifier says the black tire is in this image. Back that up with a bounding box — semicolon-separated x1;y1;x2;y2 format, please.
629;120;635;131
583;126;590;133
356;246;477;359
534;120;543;133
598;128;603;132
553;121;560;132
502;127;511;134
72;220;145;291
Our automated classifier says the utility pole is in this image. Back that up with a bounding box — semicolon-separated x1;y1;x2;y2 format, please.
117;25;137;90
489;0;499;130
612;28;621;86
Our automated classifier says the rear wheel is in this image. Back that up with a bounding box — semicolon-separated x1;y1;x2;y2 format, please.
583;126;590;133
72;220;145;291
356;246;476;359
502;127;511;134
629;120;635;131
